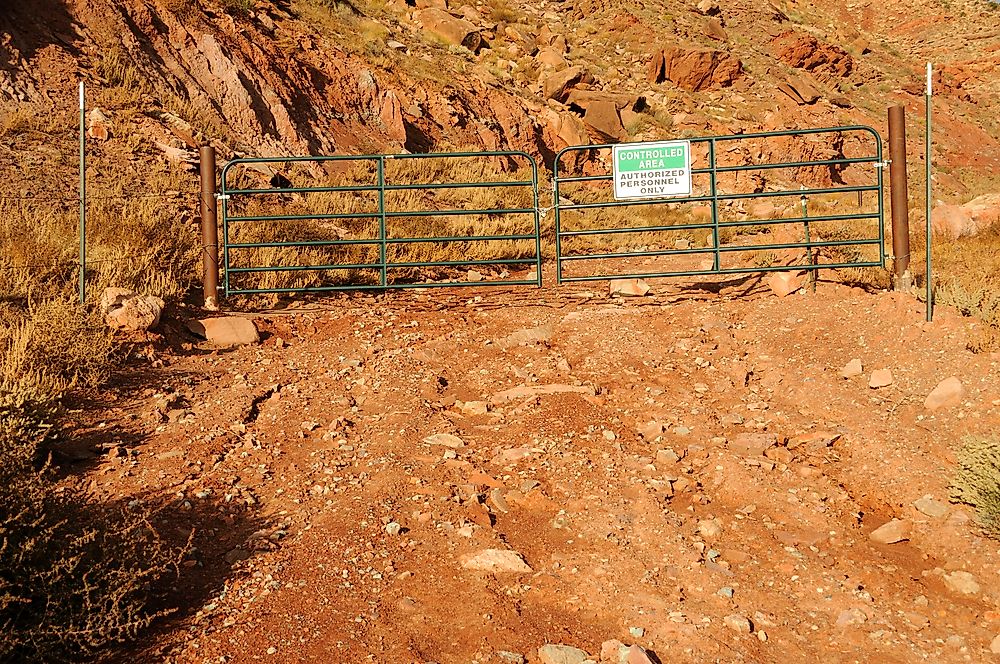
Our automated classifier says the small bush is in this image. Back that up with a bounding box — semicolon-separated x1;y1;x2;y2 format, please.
0;304;181;661
0;441;179;660
951;435;1000;536
1;298;114;391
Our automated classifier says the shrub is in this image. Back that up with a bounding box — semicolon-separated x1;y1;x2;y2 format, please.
1;298;114;391
0;305;180;661
951;435;1000;536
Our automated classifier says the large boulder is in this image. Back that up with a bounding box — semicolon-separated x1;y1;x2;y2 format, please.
379;90;406;143
542;65;590;101
536;47;568;68
418;8;482;52
100;288;164;332
583;99;625;142
777;74;821;105
648;46;742;91
565;89;644;113
543;108;590;148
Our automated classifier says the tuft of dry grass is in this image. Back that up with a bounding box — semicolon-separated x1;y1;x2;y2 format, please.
486;0;523;23
0;298;114;391
951;434;1000;536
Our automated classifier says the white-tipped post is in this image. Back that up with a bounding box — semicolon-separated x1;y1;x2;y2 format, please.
925;63;933;322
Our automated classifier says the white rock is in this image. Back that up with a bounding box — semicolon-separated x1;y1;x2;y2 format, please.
990;633;1000;654
943;570;980;595
841;358;863;379
460;549;532;573
423;433;465;448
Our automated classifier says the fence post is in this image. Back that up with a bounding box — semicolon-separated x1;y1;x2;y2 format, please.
200;146;220;310
887;106;911;290
79;81;86;304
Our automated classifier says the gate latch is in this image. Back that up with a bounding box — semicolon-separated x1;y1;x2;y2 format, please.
874;160;891;169
215;193;231;201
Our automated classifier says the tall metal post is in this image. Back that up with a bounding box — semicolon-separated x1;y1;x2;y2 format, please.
925;65;933;322
79;81;86;304
801;187;815;291
200;146;220;310
888;106;911;290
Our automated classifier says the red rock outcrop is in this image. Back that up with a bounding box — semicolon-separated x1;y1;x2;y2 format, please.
647;46;742;91
772;31;853;77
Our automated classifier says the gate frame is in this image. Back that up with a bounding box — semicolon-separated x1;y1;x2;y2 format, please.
219;151;543;296
552;125;886;284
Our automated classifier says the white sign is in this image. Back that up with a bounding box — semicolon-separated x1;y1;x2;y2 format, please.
612;140;692;200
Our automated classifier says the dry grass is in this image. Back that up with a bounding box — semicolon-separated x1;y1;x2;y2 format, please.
0;102;200;305
925;223;1000;351
223;154;539;292
486;0;523;23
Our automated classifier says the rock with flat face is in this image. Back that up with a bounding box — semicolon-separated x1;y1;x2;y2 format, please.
187;316;259;347
537;644;590;664
419;8;482;52
543;65;589;101
648;46;742;91
868;369;893;389
766;272;802;297
609;279;650;297
869;518;910;544
924;376;964;411
583;99;625;142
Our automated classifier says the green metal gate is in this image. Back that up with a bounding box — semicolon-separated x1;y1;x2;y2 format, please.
220;151;542;296
553;126;886;283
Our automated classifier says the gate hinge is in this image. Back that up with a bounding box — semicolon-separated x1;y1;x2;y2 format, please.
874;160;891;169
214;193;231;201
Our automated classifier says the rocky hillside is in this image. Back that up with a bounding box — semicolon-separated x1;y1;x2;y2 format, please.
2;0;1000;194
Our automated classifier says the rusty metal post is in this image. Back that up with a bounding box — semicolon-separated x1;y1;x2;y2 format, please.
200;146;220;310
888;106;911;290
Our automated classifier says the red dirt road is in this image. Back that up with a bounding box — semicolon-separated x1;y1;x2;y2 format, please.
77;275;1000;663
